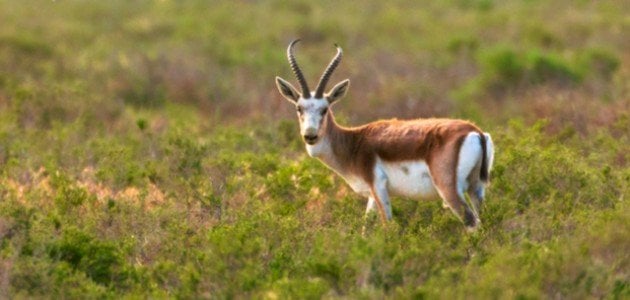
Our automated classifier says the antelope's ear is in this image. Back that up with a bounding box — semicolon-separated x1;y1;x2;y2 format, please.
326;79;350;104
275;77;300;103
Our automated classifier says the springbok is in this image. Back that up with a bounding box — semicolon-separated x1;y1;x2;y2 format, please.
275;40;494;230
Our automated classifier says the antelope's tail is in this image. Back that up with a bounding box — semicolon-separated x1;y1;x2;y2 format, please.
479;133;494;183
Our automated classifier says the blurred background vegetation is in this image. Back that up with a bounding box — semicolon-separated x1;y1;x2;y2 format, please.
0;0;628;298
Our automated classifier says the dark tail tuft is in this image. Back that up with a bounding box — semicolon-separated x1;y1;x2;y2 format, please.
479;133;489;182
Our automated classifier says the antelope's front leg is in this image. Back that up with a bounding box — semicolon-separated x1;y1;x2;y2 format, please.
365;197;377;215
362;196;378;235
364;194;391;219
370;167;392;223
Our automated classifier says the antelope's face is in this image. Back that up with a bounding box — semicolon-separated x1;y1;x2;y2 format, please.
275;39;350;145
295;97;329;145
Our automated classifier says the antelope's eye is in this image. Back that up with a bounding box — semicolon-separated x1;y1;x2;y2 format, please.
320;108;328;116
296;106;303;114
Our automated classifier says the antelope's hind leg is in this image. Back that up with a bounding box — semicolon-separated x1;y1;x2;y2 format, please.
464;162;484;221
430;142;479;230
455;133;487;229
467;180;485;221
433;181;478;230
430;161;478;229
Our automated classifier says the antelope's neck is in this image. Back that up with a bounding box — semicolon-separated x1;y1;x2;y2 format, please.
305;112;354;175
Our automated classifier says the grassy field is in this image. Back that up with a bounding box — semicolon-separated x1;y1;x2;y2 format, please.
0;0;628;298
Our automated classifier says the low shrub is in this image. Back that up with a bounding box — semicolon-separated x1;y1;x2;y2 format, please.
457;45;621;101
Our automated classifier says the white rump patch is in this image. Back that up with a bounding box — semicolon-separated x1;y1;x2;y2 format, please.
457;132;483;194
378;159;438;199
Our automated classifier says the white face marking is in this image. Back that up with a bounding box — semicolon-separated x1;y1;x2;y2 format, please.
378;159;438;199
296;97;329;144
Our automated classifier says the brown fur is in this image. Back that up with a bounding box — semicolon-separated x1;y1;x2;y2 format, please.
324;111;484;184
321;111;486;226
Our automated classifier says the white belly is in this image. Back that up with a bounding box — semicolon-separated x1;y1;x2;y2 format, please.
380;160;438;198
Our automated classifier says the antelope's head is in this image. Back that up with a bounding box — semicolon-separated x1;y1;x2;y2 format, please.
275;39;350;145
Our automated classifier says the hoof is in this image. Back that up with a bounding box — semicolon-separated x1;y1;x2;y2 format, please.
465;218;482;233
464;210;477;227
465;224;479;233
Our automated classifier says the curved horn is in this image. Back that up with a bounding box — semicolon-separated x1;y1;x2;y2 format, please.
287;39;310;98
314;44;343;98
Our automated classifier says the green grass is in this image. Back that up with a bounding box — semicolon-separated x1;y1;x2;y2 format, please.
0;0;628;298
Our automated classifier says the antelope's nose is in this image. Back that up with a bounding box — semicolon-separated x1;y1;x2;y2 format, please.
303;134;318;144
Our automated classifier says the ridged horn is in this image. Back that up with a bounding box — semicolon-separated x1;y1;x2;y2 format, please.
287;39;310;98
314;44;342;98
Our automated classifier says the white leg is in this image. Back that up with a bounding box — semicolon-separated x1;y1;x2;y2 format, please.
467;184;485;221
373;167;392;220
373;185;392;220
365;196;377;214
362;196;378;235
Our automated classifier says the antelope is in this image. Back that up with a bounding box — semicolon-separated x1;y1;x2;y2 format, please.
275;40;494;230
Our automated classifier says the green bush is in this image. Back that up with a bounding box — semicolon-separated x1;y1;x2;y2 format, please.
526;50;581;85
578;47;621;81
480;46;526;89
47;227;127;286
466;46;583;97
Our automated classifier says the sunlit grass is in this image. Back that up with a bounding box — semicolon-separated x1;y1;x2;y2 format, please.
0;0;628;298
